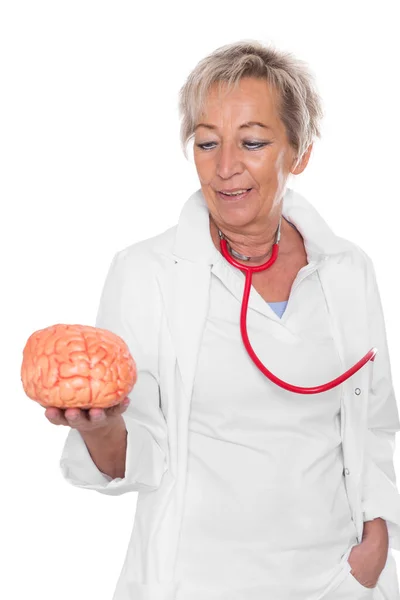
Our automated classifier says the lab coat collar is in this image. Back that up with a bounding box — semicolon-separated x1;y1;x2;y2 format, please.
171;187;355;264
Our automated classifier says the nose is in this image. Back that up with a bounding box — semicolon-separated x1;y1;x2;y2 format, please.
216;141;244;179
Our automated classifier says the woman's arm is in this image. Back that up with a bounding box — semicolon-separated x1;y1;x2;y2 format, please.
363;517;388;542
79;416;127;480
59;249;169;494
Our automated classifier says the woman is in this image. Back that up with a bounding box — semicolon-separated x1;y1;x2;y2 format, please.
54;41;400;599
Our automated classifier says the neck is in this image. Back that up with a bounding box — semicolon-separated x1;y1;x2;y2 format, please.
209;213;287;266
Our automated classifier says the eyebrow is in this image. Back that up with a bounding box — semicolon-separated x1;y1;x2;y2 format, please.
194;121;273;131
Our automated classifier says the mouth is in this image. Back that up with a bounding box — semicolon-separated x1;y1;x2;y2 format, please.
216;188;252;201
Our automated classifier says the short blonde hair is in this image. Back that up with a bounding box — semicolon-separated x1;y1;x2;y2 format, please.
178;40;324;167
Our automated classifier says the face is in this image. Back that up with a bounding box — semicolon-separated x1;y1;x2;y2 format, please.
193;77;312;236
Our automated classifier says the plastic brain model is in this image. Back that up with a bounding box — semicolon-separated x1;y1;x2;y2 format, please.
21;324;137;409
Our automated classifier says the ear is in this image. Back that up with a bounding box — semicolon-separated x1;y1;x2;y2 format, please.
290;143;313;175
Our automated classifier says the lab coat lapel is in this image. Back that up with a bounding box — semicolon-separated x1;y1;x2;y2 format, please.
157;260;211;400
155;189;216;401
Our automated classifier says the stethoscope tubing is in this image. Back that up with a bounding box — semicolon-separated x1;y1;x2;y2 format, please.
220;238;377;394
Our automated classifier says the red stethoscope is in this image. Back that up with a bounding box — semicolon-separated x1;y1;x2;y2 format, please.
217;216;377;394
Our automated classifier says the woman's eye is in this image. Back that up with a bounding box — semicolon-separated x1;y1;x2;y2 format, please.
195;141;270;151
244;141;269;150
196;142;217;150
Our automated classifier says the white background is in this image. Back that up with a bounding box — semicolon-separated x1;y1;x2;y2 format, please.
1;1;399;598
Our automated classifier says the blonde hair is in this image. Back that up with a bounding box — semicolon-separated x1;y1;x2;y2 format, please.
178;40;324;168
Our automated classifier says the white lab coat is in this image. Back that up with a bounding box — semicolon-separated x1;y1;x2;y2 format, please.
60;187;400;600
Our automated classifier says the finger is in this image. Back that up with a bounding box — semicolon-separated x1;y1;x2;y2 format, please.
45;407;69;426
105;397;130;417
119;396;130;411
88;408;106;423
113;398;130;417
64;408;89;426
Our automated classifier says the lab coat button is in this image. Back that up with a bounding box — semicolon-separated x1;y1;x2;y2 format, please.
355;388;361;395
343;467;350;475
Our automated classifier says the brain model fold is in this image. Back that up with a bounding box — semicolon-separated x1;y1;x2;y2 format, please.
21;324;137;409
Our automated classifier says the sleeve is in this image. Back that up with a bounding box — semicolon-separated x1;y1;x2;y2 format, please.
59;249;169;496
360;254;400;549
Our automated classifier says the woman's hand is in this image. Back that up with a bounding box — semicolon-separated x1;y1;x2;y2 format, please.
44;397;130;435
348;518;388;588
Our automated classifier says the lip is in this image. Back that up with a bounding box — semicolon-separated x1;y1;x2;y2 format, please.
216;188;252;201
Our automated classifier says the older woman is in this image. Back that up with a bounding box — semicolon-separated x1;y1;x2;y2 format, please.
54;41;400;600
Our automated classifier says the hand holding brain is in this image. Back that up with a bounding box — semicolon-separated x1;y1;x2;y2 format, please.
21;324;137;409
